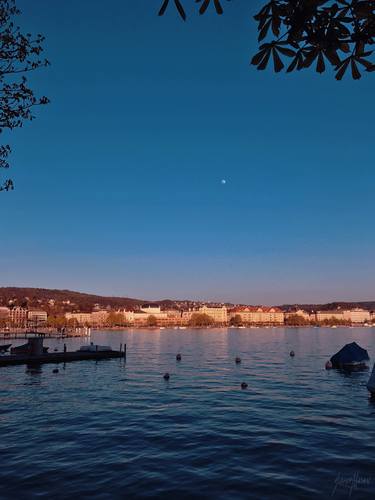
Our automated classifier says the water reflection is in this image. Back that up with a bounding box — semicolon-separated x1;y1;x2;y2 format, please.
1;327;375;498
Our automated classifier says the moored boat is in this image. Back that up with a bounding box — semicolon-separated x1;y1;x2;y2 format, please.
330;342;369;370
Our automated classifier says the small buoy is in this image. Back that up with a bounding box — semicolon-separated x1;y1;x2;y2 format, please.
176;354;182;361
235;357;241;364
241;382;248;389
290;350;295;357
52;368;59;374
54;348;58;352
325;360;333;370
163;372;170;380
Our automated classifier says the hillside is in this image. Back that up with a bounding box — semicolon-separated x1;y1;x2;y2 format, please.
1;287;374;314
0;287;176;313
280;302;375;313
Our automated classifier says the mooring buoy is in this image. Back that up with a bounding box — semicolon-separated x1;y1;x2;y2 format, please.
176;354;182;361
325;360;333;370
163;372;170;380
241;382;248;389
52;368;59;374
235;357;241;364
290;350;295;357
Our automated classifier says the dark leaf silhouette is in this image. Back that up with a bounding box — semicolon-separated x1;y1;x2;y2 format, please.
0;0;49;193
157;0;375;80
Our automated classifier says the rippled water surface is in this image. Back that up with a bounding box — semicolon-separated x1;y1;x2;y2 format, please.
1;327;375;499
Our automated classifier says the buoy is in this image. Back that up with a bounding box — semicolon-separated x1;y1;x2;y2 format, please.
176;354;181;361
163;372;170;380
325;360;333;370
235;357;241;364
54;348;58;352
52;368;59;374
290;350;295;357
241;382;248;389
367;363;375;396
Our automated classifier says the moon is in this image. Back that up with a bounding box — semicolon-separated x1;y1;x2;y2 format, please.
221;179;227;185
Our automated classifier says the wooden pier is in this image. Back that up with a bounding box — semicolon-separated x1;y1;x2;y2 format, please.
0;327;91;340
0;348;126;367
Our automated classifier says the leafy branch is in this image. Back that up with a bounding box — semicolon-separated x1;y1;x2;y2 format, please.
157;0;375;80
0;0;49;193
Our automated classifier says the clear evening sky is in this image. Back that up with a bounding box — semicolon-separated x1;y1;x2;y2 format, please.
1;0;374;305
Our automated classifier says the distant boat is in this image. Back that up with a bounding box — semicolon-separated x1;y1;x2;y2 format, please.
179;327;187;330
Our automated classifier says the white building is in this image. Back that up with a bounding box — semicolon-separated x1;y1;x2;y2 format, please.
316;310;345;322
199;306;228;324
28;310;48;325
228;306;284;324
343;308;371;323
65;312;92;325
140;304;162;315
91;310;109;326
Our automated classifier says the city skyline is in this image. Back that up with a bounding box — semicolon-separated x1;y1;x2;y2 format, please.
1;0;374;303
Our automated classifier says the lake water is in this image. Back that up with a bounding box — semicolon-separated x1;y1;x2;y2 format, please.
1;327;375;499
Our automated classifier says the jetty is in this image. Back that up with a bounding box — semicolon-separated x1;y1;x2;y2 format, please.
0;327;91;340
0;335;125;367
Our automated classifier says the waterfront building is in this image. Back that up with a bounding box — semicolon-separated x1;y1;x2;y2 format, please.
316;310;345;322
181;310;195;324
284;309;311;321
91;310;109;326
343;308;371;323
140;304;162;315
27;310;48;326
9;307;28;327
122;306;168;325
65;312;92;325
198;306;228;324
228;306;284;324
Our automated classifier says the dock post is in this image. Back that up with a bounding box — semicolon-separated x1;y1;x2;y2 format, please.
120;343;122;353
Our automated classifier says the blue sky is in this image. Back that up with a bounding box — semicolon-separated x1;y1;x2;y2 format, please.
0;0;374;304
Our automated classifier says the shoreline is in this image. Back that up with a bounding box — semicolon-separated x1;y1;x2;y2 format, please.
90;324;375;331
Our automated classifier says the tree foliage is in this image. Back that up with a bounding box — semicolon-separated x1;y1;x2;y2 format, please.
285;313;309;325
230;314;243;326
106;312;127;327
147;314;158;326
0;0;49;193
189;312;214;327
158;1;375;80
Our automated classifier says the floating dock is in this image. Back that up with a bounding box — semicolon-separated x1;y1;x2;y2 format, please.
0;335;126;367
0;349;125;367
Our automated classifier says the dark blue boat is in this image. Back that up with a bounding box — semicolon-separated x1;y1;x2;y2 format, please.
330;341;369;370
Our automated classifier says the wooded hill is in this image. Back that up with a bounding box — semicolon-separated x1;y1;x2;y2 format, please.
0;287;176;313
